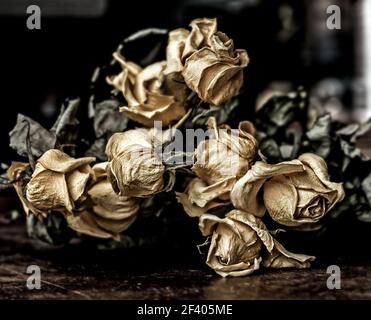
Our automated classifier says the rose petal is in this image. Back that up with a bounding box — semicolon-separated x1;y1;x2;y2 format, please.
37;149;95;173
231;160;304;217
262;239;315;269
263;179;299;226
66;211;116;240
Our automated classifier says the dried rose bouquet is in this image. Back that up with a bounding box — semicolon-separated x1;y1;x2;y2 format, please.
2;18;370;278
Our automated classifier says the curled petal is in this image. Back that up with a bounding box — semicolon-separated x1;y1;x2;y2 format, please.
298;153;345;208
231;160;304;216
176;177;232;217
262;240;315;269
165;28;190;74
66;211;118;240
106;130;152;159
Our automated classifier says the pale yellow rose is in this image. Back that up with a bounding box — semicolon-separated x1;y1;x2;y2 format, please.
176;117;256;217
199;210;315;277
66;162;140;240
7;161;46;218
107;52;187;127
106;128;175;198
25;149;95;214
165;18;249;105
230;153;345;226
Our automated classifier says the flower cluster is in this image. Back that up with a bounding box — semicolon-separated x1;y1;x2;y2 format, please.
5;18;347;277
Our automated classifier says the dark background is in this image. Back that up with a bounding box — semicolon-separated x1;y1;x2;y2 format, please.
0;0;363;162
0;1;371;299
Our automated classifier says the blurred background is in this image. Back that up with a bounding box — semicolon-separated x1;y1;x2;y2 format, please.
0;0;369;163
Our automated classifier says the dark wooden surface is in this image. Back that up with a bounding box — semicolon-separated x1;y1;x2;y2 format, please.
1;222;371;300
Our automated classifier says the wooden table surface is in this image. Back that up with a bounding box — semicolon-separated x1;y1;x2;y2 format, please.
1;222;371;300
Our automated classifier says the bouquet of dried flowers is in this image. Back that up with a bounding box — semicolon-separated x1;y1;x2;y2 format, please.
2;18;370;277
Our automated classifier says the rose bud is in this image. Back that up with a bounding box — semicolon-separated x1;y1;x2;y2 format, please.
7;162;46;217
107;52;187;127
192;117;257;184
231;153;345;226
106;129;175;198
165;18;249;105
199;210;315;277
66;162;140;240
176;117;256;217
25;149;95;214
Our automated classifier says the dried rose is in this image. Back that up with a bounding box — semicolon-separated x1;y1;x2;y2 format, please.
176;117;256;217
192;117;256;184
231;153;345;226
25;149;95;214
66;162;140;240
199;210;315;277
106;128;175;198
107;52;187;127
165;18;249;105
7;162;46;217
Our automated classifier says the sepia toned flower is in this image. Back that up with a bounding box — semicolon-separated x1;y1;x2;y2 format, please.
7;161;46;217
165;18;249;105
199;210;315;277
106;128;175;198
25;149;95;214
231;153;345;225
107;52;187;127
66;162;140;240
176;117;257;217
192;117;257;183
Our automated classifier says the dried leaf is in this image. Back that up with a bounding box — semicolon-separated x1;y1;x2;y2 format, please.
9;114;56;159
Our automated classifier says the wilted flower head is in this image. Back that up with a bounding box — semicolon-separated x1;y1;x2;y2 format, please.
106;128;175;198
199;210;314;277
177;117;257;217
107;53;187;127
25;149;95;214
165;18;249;105
193;117;256;183
7;161;47;217
66;162;140;240
231;153;345;225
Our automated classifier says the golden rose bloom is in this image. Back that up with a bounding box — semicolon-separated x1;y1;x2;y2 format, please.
230;153;345;226
66;162;140;240
176;117;257;217
25;149;95;214
106;129;175;198
199;210;314;277
7;162;46;217
107;52;187;127
165;18;249;105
